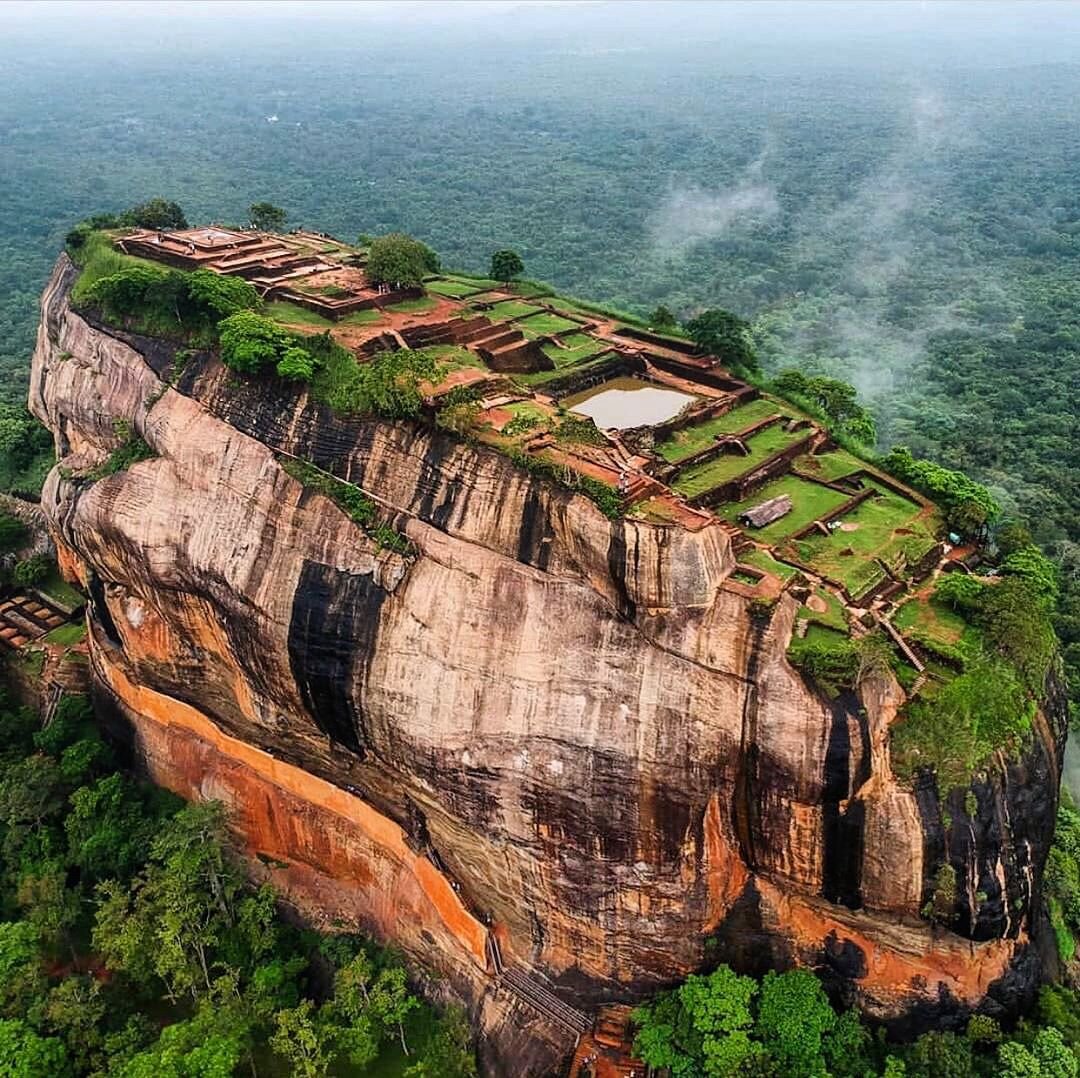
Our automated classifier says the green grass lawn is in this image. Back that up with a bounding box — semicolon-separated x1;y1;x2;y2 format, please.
738;546;800;581
656;398;791;463
481;299;543;321
794;448;865;483
501;400;551;436
717;475;851;543
36;568;85;612
386;296;438;314
42;621;86;647
517;311;582;338
426;277;490;298
893;594;981;661
509;282;555;299
264;300;335;327
799;586;848;632
338;308;384;326
540;333;609;368
788;482;929;597
802;623;850;648
672;424;808;498
513;352;616;387
417;344;485;370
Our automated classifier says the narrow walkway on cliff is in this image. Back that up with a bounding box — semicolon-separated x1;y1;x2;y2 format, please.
486;934;591;1036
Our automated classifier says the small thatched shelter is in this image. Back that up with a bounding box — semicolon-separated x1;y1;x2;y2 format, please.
738;494;792;529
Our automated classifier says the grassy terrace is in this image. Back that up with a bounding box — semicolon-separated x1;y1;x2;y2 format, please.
541;333;610;368
717;475;851;543
417;343;486;374
794;447;865;483
518;311;583;338
478;298;542;321
894;592;981;657
739;546;800;581
264;300;335;327
672;423;808;498
512;351;616;387
36;567;86;612
426;276;493;298
788;482;932;599
800;586;848;632
655;398;791;463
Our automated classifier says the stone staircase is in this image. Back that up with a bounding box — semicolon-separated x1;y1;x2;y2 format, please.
486;934;591;1036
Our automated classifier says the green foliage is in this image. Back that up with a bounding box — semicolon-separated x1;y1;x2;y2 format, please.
977;577;1057;696
650;304;677;328
218;310;290;373
82;257;259;340
12;555;50;588
891;655;1033;790
632;965;760;1078
0;406;53;498
506;448;623;519
276;345;317;381
1000;545;1060;606
0;512;29;553
279;457;412;554
935;573;986;614
904;1030;975;1077
880;447;999;535
87;420;155;481
0;1018;71;1077
787;633;860;697
120;199;187;230
554;413;606;446
1046;802;1080;962
183;269;260;321
490;249;524;284
685;308;759;372
248;201;287;231
998;1028;1078;1078
772;369;877;445
755;968;836;1078
366;233;440;287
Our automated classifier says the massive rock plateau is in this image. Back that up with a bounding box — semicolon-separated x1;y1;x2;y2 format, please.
29;257;1066;1075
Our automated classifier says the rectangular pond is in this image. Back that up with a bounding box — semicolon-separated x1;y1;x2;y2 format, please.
562;377;696;430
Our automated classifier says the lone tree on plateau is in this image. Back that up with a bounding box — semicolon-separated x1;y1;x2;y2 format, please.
685;308;759;372
490;250;524;286
365;233;440;288
249;202;288;232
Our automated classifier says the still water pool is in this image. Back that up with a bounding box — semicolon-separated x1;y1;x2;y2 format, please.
563;377;696;430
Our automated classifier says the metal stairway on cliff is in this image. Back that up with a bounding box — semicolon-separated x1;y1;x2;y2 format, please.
486;934;591;1036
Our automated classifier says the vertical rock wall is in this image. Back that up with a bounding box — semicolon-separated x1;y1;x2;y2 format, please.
29;257;1066;1071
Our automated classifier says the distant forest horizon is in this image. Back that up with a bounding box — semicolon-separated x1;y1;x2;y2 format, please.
2;0;1078;716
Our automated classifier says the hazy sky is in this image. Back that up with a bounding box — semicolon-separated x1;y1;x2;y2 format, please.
4;0;1080;72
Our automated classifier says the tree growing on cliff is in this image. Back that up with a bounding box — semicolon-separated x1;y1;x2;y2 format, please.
365;233;440;288
489;249;524;285
218;310;290;373
248;202;288;232
685;308;759;372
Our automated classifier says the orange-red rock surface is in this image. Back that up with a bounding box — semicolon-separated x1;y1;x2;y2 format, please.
30;257;1066;1075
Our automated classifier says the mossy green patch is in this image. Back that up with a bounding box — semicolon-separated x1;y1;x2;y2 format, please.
264;300;335;327
672;424;809;498
656;398;790;463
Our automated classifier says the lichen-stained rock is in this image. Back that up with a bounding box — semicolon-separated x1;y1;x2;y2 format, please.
30;256;1066;1071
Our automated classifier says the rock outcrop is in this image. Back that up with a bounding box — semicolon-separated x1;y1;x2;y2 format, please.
30;257;1066;1074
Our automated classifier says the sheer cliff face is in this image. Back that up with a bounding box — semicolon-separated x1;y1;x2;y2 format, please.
31;258;1064;1071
